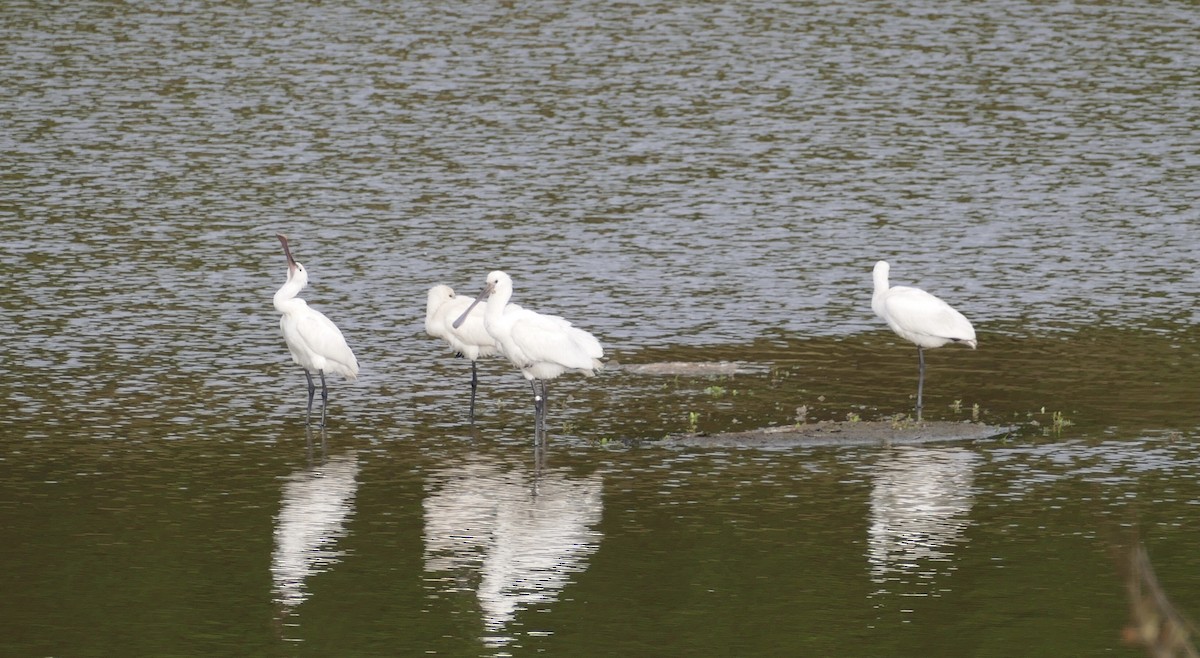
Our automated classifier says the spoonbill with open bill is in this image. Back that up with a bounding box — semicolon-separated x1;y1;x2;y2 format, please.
273;233;359;426
453;271;603;442
871;260;976;422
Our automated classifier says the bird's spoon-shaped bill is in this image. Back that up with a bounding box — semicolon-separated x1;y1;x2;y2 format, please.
452;281;494;329
277;233;297;265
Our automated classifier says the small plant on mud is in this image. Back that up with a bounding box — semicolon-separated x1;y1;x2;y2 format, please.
704;385;727;398
1050;410;1073;435
770;366;790;384
794;405;808;426
949;400;982;422
890;413;916;430
845;411;861;423
687;411;700;433
1034;408;1075;436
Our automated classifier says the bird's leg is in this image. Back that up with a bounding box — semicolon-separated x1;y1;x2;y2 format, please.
303;370;316;426
540;381;550;433
540;380;550;444
318;369;329;427
916;347;926;423
468;360;479;424
530;379;545;443
533;439;547;485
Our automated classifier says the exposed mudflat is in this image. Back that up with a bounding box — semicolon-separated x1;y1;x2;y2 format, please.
611;361;767;376
661;420;1019;449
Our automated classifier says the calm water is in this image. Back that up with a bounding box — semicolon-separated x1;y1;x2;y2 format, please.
2;0;1199;655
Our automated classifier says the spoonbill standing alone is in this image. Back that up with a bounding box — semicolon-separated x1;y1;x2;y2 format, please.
871;260;976;421
273;234;359;426
453;271;603;441
425;284;517;422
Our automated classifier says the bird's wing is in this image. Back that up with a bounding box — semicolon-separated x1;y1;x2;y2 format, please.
509;310;603;370
884;287;975;342
295;308;360;377
425;297;448;339
444;297;496;354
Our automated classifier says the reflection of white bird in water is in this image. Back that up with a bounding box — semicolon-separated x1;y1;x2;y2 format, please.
273;234;359;426
425;284;521;423
872;260;976;421
422;459;603;648
271;450;360;615
867;447;978;593
454;271;603;440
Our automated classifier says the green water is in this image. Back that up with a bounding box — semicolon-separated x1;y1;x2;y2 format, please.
3;0;1199;655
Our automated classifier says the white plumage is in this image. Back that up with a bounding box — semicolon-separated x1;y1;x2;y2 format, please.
425;284;513;421
872;260;975;420
425;284;501;362
273;234;358;426
454;270;603;440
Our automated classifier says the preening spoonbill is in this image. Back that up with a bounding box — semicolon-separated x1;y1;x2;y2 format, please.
453;271;603;441
425;284;516;422
872;260;976;421
273;234;359;426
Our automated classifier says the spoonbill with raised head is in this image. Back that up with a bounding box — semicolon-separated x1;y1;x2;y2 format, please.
273;233;359;426
871;260;976;421
453;271;603;442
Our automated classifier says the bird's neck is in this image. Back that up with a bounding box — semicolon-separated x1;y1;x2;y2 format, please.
273;280;307;314
484;289;512;325
871;271;890;319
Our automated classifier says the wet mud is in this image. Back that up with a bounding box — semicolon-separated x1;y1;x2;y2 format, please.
660;420;1019;449
611;361;767;376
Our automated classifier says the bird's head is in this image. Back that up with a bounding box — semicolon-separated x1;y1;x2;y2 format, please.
428;284;455;302
427;284;455;312
451;270;512;329
277;233;308;287
486;270;512;296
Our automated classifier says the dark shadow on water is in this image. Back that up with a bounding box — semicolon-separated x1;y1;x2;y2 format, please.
603;323;1200;441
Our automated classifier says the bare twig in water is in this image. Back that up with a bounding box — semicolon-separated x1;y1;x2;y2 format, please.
1123;543;1199;658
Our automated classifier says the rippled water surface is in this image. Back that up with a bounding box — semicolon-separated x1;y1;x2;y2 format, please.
3;0;1199;655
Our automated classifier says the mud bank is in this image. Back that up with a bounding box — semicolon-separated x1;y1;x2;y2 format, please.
610;361;768;376
660;420;1019;449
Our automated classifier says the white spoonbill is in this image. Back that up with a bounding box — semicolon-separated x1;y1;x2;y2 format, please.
425;284;519;422
872;260;976;421
453;271;603;441
273;233;359;426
